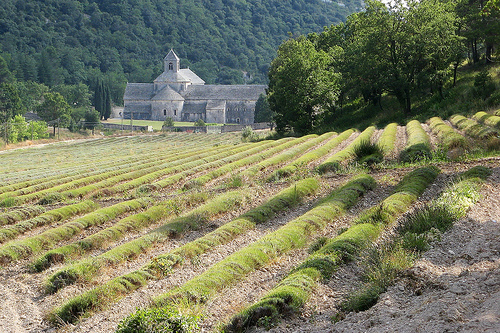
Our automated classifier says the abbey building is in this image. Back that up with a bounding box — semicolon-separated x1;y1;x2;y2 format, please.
123;50;266;124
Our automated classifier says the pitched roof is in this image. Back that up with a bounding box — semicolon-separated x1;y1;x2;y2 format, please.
182;85;266;101
123;104;152;114
179;69;205;85
154;71;190;83
151;85;184;101
123;83;154;100
164;49;179;61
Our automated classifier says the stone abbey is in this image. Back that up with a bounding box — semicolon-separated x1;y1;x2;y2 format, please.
123;50;266;124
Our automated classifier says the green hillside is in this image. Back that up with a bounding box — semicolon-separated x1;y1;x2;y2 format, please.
0;0;362;94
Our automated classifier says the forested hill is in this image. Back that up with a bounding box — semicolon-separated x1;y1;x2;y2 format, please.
0;0;362;90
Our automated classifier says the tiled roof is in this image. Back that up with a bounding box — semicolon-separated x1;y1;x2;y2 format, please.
154;71;190;83
182;85;266;100
179;68;205;85
123;83;154;100
151;85;184;101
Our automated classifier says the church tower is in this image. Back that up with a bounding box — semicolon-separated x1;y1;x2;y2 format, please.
164;49;180;73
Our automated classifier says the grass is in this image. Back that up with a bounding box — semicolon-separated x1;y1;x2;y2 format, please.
399;120;432;163
0;199;148;264
109;174;374;332
224;166;439;331
49;179;320;324
102;119;214;131
152;174;375;308
339;165;490;314
428;117;467;152
377;123;398;156
317;126;376;173
44;190;248;295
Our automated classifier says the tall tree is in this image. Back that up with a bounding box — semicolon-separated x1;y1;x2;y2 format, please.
268;36;342;135
0;55;13;84
338;0;461;114
254;94;273;123
36;92;70;135
0;83;22;123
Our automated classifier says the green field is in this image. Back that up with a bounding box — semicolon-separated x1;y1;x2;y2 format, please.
0;117;498;332
102;119;220;131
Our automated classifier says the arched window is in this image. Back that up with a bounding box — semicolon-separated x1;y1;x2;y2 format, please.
168;62;173;70
163;109;167;116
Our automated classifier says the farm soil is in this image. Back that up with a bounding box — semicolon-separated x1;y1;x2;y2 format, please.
0;142;499;332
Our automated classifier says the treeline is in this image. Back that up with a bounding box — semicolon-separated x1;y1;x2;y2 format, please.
269;0;500;135
0;0;362;100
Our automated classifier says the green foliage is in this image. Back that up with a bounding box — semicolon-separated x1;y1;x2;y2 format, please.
163;117;174;128
353;140;383;165
36;92;71;134
254;94;274;123
399;120;432;163
194;119;206;127
0;0;361;89
116;306;200;333
428;117;467;151
474;70;496;99
269;36;342;135
241;126;258;142
0;82;22;124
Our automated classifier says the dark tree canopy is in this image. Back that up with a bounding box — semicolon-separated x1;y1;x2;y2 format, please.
254;94;273;123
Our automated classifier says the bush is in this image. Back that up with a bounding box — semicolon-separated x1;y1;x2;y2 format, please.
399;120;432;163
116;306;200;333
241;126;258;142
353;139;383;165
194;119;206;127
163;117;174;127
474;70;496;99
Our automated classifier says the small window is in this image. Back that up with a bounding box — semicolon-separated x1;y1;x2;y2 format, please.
174;109;177;116
163;109;167;116
168;62;173;70
236;118;240;124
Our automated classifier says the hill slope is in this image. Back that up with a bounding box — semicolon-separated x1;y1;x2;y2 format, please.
0;0;362;88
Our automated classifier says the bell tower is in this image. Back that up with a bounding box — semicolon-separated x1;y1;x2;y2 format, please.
164;49;180;73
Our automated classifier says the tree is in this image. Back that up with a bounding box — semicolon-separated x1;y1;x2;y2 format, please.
94;79;112;120
338;0;461;114
0;55;13;84
36;92;71;135
254;94;274;123
83;109;101;134
0;83;22;124
268;36;342;135
14;81;49;113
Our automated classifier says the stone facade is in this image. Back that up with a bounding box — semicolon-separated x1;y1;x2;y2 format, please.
123;50;266;124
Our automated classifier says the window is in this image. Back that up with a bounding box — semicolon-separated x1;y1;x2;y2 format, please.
168;62;173;70
236;118;240;124
163;109;167;116
174;109;177;116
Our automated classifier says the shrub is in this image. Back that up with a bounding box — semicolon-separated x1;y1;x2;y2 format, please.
353;139;383;165
163;117;174;127
399;120;432;163
377;123;398;156
194;119;206;127
428;117;467;151
116;306;200;333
